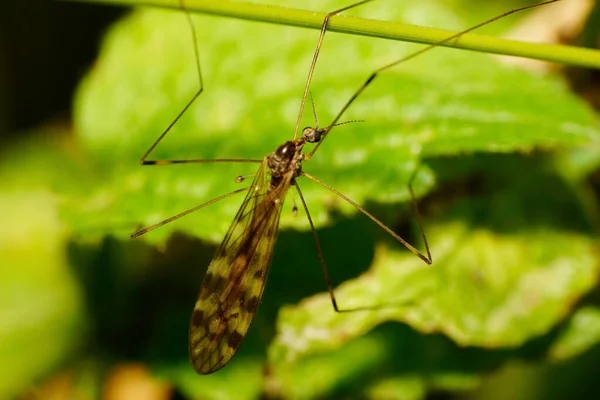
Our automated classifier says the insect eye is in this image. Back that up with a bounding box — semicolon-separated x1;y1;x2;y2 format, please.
302;127;322;143
311;129;322;143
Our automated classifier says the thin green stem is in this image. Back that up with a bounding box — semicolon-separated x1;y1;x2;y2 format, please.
71;0;600;69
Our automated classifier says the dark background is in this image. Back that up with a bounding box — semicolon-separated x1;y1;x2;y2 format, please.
0;0;123;142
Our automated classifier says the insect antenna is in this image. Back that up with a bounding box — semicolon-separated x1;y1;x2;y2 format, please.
309;91;320;129
303;91;365;141
330;120;365;128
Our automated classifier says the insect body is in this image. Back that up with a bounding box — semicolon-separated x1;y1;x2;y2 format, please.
189;131;318;373
131;0;561;375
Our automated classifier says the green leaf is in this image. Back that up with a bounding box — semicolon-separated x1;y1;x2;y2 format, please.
73;0;599;243
157;360;264;400
272;334;388;399
5;0;600;397
267;322;497;398
548;306;600;361
366;376;427;400
269;155;598;364
0;190;87;398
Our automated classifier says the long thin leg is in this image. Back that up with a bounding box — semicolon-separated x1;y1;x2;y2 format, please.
294;182;341;312
293;0;375;140
296;181;416;313
301;171;431;265
131;186;250;238
308;0;562;157
408;167;431;263
140;0;261;166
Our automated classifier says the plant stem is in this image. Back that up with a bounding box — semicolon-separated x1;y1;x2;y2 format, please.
72;0;600;69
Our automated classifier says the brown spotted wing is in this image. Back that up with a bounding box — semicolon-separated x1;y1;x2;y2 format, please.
188;139;305;374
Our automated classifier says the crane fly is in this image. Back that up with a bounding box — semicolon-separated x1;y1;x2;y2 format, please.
131;0;562;374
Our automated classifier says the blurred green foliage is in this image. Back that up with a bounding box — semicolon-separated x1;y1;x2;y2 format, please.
1;0;600;399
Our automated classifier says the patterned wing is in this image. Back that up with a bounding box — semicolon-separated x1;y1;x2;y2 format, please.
188;158;293;374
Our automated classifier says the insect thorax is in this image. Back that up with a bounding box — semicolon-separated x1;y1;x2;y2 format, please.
267;139;306;188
